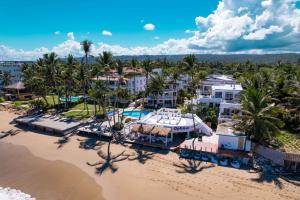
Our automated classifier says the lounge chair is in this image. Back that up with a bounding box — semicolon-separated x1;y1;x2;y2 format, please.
180;150;190;158
230;160;241;169
220;158;229;166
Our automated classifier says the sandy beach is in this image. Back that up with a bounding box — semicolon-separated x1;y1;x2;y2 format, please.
0;110;299;200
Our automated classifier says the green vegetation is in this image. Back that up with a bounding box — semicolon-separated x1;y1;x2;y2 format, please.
275;131;300;153
20;41;300;150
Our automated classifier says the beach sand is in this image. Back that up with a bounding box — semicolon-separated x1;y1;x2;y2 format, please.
1;111;300;200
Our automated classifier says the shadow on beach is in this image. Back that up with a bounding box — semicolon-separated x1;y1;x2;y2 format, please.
251;172;284;189
173;159;215;174
86;140;131;175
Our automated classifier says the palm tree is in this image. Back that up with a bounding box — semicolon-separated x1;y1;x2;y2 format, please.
236;88;284;143
145;75;166;109
0;71;13;87
183;54;197;87
131;59;138;96
141;58;153;87
96;51;113;81
61;54;77;108
81;40;93;113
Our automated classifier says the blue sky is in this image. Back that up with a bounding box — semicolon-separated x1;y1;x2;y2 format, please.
0;0;219;49
0;0;300;60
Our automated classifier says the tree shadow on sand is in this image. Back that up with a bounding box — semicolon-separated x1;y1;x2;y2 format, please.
128;146;156;164
86;140;130;175
77;138;105;150
173;160;215;174
251;172;284;189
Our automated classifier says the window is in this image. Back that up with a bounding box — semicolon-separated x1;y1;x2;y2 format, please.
215;92;222;98
225;92;233;100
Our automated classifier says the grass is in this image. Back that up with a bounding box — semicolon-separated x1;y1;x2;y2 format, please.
275;130;300;153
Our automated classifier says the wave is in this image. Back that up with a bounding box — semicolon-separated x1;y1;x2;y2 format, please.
0;187;36;200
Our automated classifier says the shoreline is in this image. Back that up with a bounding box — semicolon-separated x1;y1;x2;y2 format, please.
0;142;105;200
1;111;300;200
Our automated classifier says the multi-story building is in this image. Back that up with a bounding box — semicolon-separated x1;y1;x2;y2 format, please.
146;68;192;108
0;61;24;88
93;67;147;95
192;75;243;122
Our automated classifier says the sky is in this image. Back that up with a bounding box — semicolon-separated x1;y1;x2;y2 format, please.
0;0;300;60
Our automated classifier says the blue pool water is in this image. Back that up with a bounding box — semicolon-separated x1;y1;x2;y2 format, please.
122;110;150;118
60;96;81;102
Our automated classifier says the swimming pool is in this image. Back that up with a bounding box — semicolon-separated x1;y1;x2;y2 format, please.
122;110;150;118
60;96;81;102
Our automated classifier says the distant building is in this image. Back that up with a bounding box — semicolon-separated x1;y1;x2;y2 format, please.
92;67;147;95
0;61;24;88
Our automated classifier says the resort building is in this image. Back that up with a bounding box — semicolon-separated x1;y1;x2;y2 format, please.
3;81;34;100
146;68;191;108
193;75;243;122
129;108;213;144
93;67;147;95
0;61;24;88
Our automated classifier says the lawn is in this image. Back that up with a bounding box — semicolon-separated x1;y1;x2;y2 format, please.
275;130;300;153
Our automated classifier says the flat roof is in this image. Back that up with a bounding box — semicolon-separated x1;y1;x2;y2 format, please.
216;121;244;137
212;84;243;91
16;115;81;133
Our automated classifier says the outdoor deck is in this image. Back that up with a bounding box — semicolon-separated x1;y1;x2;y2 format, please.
15;114;82;135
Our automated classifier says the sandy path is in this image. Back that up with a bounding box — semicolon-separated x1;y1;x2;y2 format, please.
0;111;299;200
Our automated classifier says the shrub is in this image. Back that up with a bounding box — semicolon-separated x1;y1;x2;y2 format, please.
125;118;132;123
29;100;46;110
112;122;124;131
0;97;5;103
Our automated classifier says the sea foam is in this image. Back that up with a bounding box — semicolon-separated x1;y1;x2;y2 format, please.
0;187;36;200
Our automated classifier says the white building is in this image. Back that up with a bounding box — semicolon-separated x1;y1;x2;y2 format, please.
203;121;251;152
0;61;24;88
93;67;147;95
193;75;243;122
135;108;213;142
147;68;191;108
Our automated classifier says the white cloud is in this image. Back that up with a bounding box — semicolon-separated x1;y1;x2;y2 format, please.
67;32;75;40
1;0;300;60
54;31;61;35
102;30;112;36
154;36;160;40
144;23;155;31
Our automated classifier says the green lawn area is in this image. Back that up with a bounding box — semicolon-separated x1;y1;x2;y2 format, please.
62;102;108;119
275;130;300;153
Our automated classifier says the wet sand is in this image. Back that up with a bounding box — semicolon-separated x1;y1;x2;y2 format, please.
0;142;104;200
1;111;300;200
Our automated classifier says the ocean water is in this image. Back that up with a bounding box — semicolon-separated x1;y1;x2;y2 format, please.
0;187;35;200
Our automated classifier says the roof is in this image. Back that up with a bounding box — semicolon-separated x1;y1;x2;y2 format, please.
212;84;243;91
131;124;171;136
207;75;234;81
179;139;218;153
5;81;25;90
216;121;244;137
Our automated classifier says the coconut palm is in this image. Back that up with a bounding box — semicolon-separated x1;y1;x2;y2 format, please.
0;71;13;87
146;75;166;109
61;54;77;108
80;40;93;113
236;88;284;143
131;59;138;95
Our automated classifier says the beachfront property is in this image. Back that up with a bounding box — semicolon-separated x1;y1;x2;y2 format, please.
0;61;24;88
92;67;147;95
127;108;213;145
146;68;191;108
3;81;34;101
192;75;243;122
